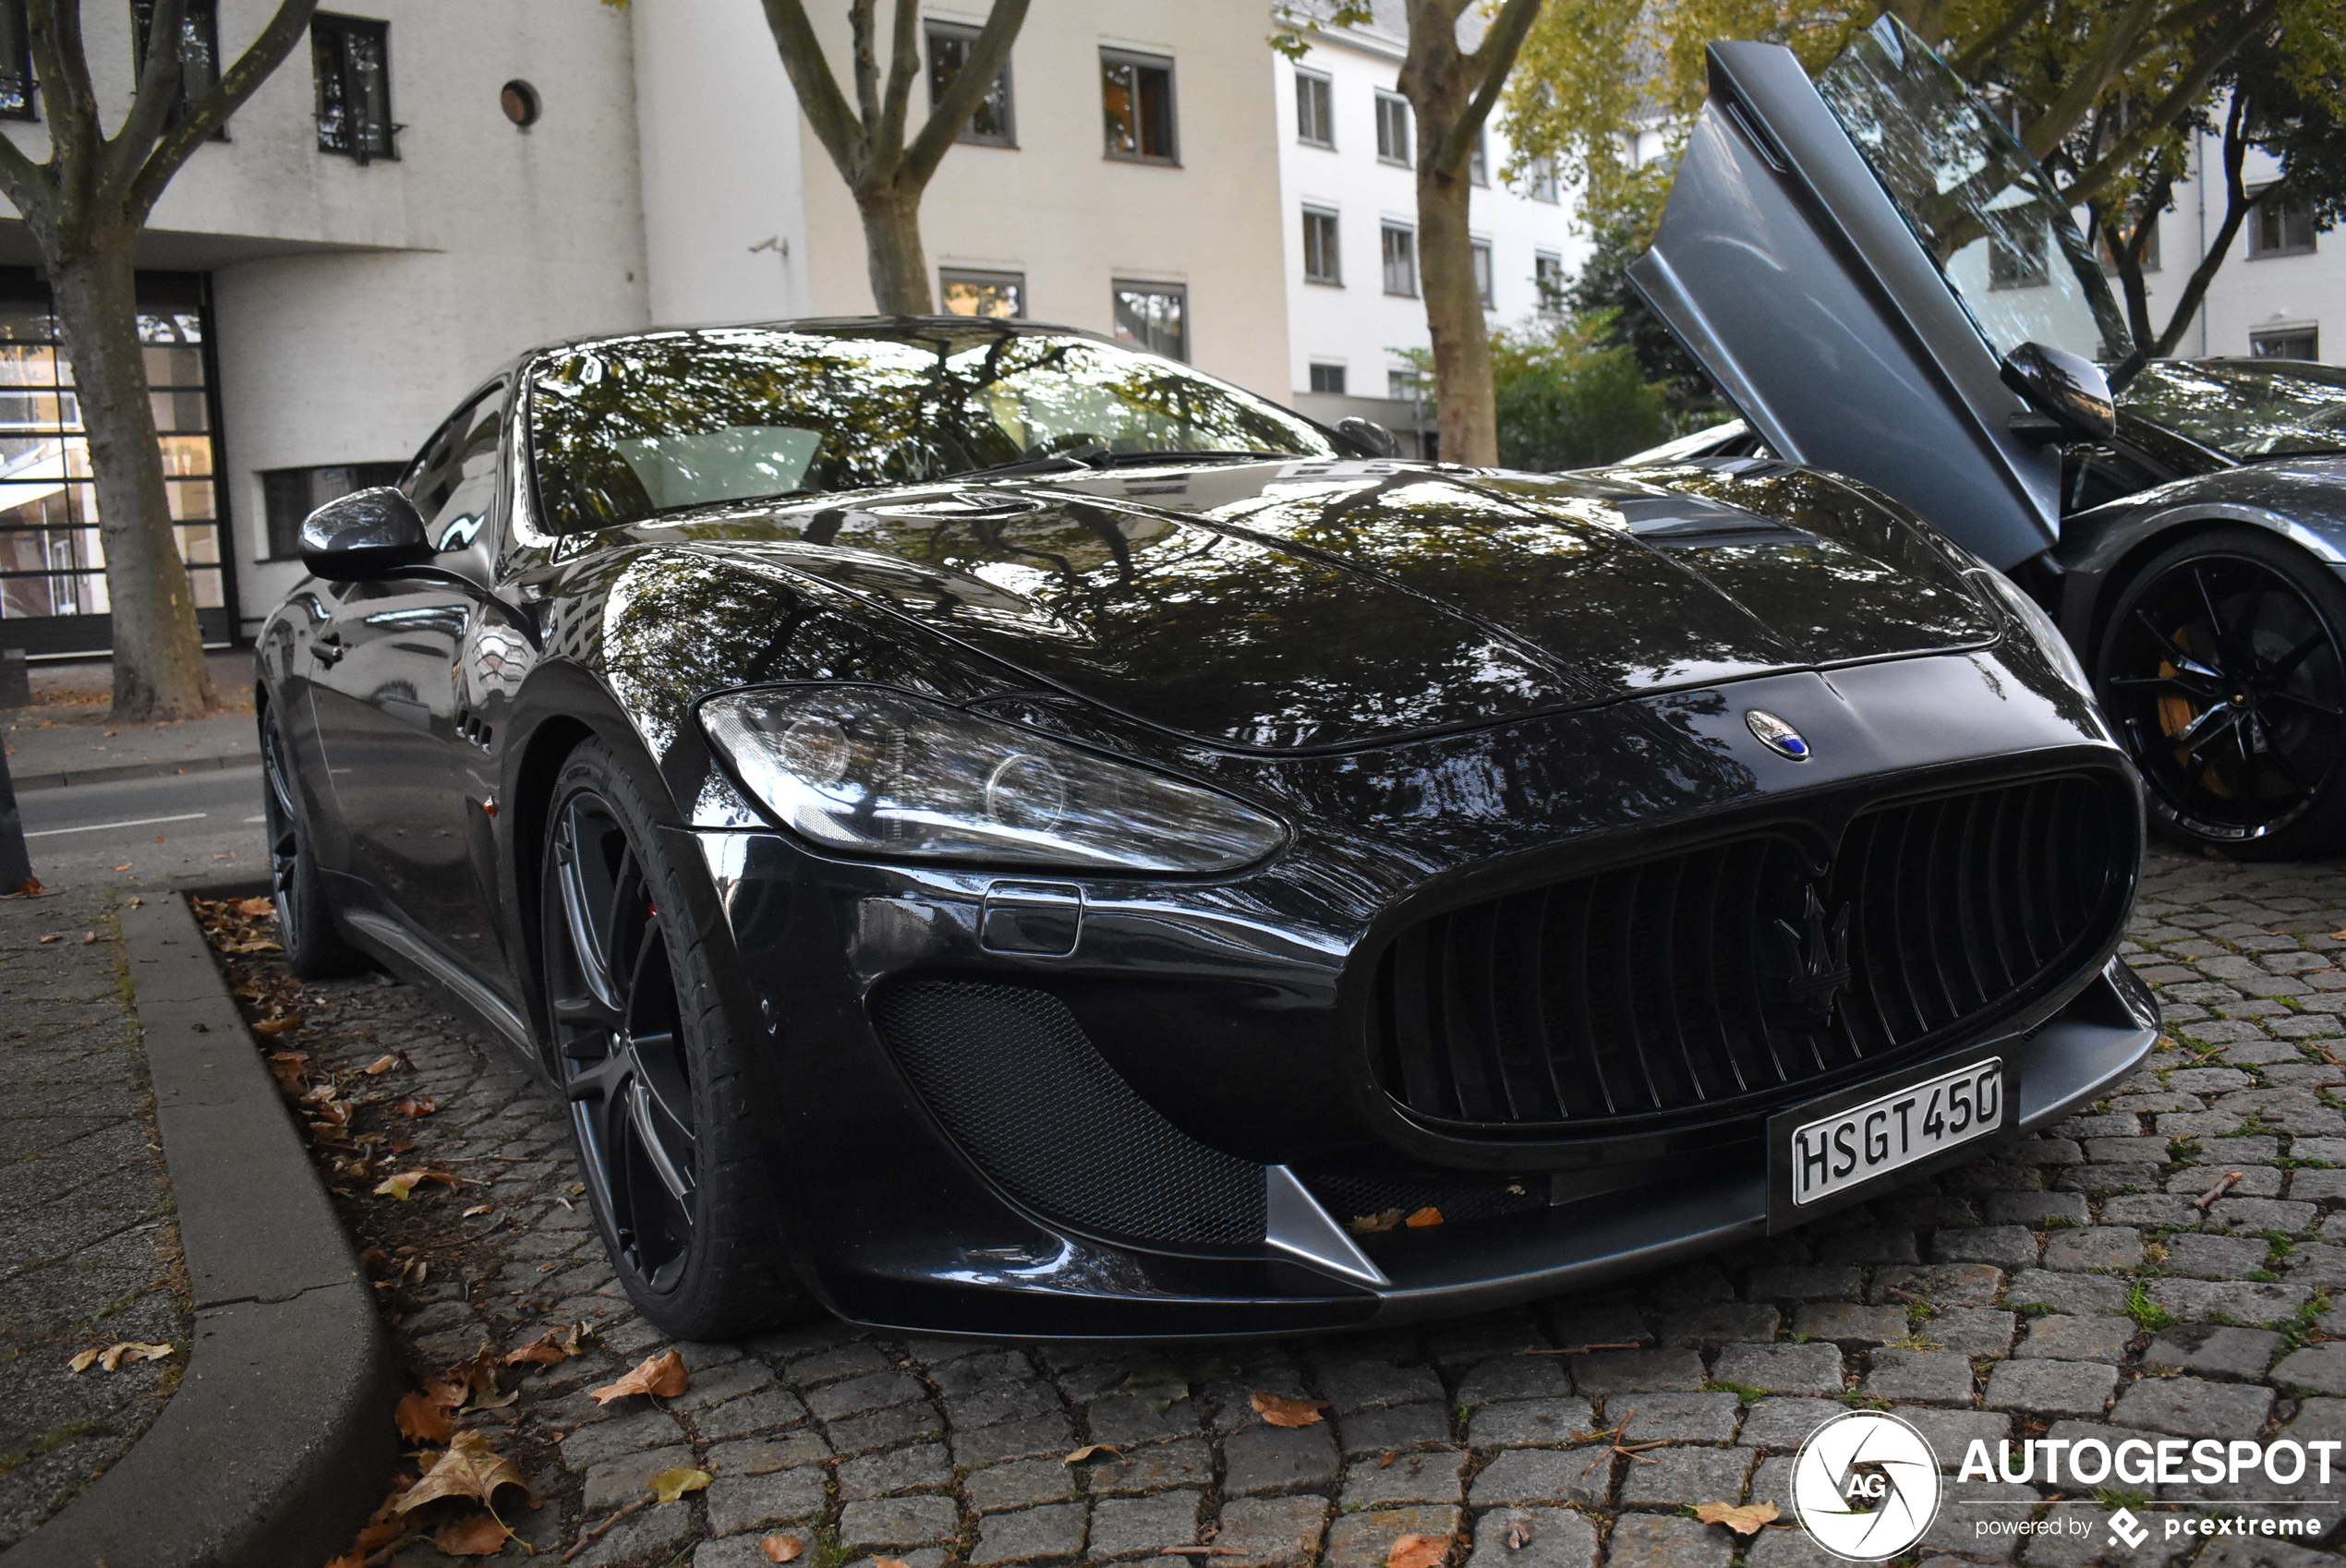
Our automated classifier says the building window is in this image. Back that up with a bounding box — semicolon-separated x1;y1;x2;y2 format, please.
2251;325;2319;360
1102;51;1176;163
312;14;393;163
1309;363;1347;395
1469;128;1489;187
1295;67;1332;148
1387;368;1424;402
132;0;224;139
1381;223;1417;296
1471;239;1494;308
927;21;1014;147
1989;224;2049;290
2249;188;2317;258
1520;156;1560;202
260;463;404;561
1112;281;1186;360
0;0;30;120
1301;207;1340;285
1534;251;1566;315
1375;92;1411;166
940;268;1024;319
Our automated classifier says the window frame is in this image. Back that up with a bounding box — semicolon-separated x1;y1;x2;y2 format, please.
1110;280;1188;361
1301;206;1341;286
1374;90;1412;166
1295;66;1333;149
1101;49;1178;165
311;12;395;164
2248;186;2317;259
0;0;32;120
2250;326;2319;360
1520;155;1560;203
1380;222;1418;297
1308;362;1348;395
938;267;1026;319
1534;251;1566;316
926;19;1015;149
1470;238;1494;308
131;0;226;140
1469;127;1489;187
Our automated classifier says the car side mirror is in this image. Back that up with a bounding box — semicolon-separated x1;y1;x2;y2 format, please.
2000;341;2116;443
300;488;433;581
1336;416;1398;458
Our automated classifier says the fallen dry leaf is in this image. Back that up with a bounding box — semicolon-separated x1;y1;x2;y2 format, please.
67;1341;173;1373
462;1203;493;1218
397;1095;438;1118
364;1054;400;1076
1388;1533;1451;1568
265;1052;309;1092
434;1511;510;1556
233;896;273;917
650;1466;713;1504
1404;1207;1445;1228
38;934;59;944
1506;1517;1532;1550
252;1014;302;1035
79;932;95;945
1063;1444;1123;1464
760;1537;804;1563
1251;1390;1329;1429
1349;1209;1404;1234
395;1429;538;1514
394;1390;457;1444
874;1559;912;1568
1693;1502;1778;1536
374;1169;458;1201
591;1349;689;1405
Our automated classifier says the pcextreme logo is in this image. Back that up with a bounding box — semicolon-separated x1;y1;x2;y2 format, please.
1790;1411;1942;1561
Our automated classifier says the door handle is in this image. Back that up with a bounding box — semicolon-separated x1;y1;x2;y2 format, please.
314;633;345;668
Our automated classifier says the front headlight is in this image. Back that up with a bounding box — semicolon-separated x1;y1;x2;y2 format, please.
1971;567;2094;696
698;685;1287;874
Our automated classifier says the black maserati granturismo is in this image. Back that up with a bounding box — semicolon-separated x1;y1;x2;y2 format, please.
260;318;2158;1339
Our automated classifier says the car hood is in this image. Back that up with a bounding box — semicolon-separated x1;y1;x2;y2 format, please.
649;458;1999;753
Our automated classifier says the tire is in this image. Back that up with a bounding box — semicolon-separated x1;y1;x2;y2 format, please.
2092;526;2346;860
539;737;812;1339
260;700;368;979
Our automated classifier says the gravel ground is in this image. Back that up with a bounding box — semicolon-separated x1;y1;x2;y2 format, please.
201;846;2346;1568
0;886;188;1549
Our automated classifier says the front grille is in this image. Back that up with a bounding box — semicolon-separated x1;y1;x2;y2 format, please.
1371;773;2130;1131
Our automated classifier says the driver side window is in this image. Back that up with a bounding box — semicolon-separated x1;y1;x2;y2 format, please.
402;385;507;553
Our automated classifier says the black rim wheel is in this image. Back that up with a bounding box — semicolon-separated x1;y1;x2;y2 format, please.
547;790;699;1292
261;713;308;935
2101;549;2346;842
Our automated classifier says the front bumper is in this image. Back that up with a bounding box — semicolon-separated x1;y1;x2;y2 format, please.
674;649;2150;1339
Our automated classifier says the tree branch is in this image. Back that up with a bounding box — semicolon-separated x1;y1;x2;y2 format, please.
1948;0;2042;79
0;118;52;226
757;0;870;186
127;0;319;220
103;0;193;206
902;0;1028;187
872;0;920;173
2018;0;2162;163
2051;0;2275;214
26;0;99;195
2151;93;2266;355
849;0;882;146
1446;0;1543;171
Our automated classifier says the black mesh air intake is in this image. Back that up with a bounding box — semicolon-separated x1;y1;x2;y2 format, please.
876;982;1267;1247
1371;772;2131;1133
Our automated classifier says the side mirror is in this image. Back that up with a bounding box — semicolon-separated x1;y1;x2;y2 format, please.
1336;416;1398;458
300;488;432;581
2000;341;2116;443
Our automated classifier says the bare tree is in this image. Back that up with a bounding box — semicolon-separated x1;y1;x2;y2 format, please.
1277;1;1545;466
0;0;320;721
756;0;1030;314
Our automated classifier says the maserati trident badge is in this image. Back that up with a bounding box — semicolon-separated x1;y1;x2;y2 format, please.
1746;709;1810;760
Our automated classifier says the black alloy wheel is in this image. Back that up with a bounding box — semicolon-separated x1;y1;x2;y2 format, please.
2095;527;2346;859
539;740;805;1336
260;700;365;978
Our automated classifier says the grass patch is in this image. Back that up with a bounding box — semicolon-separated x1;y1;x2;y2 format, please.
1705;1381;1770;1406
0;1418;97;1479
2279;1292;2332;1355
2094;1489;2152;1512
2015;1301;2059;1319
2124;1279;2176;1333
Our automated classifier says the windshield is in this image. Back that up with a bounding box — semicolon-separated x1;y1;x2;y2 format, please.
1815;17;2133;368
529;324;1339;532
2120;359;2346;459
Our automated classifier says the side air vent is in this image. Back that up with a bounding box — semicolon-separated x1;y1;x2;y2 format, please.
875;981;1267;1247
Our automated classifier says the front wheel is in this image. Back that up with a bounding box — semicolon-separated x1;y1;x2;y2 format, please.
2093;527;2346;860
539;739;810;1339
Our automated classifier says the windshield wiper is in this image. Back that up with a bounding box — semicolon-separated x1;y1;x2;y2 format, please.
2241;445;2346;462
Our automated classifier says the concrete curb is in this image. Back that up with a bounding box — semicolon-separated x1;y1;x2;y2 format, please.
7;893;396;1568
7;751;260;792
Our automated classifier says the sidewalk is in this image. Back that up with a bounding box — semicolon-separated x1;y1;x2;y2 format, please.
3;652;259;790
0;886;189;1548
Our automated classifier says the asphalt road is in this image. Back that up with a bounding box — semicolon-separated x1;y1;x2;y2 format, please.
12;765;269;888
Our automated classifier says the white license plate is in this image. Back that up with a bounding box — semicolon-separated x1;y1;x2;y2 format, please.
1786;1057;2004;1206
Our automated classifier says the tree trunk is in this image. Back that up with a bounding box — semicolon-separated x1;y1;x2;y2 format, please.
1418;156;1497;465
47;232;215;722
857;183;934;315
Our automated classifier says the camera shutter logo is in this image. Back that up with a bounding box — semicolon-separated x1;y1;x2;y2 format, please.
1791;1410;1941;1561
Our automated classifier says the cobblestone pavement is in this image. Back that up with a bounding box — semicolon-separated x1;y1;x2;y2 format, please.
234;846;2346;1568
0;887;187;1547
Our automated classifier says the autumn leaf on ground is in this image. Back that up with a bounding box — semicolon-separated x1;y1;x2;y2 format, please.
591;1349;689;1405
375;1169;458;1201
506;1330;579;1368
396;1095;437;1118
650;1467;712;1504
1387;1533;1451;1568
874;1559;911;1568
79;932;94;945
1064;1444;1123;1464
252;1014;302;1034
462;1203;492;1218
1404;1206;1445;1228
447;1345;504;1404
760;1537;804;1563
265;1052;309;1092
1250;1390;1328;1428
394;1429;538;1514
364;1054;401;1076
68;1342;173;1373
1693;1502;1778;1536
233;896;273;917
1349;1209;1404;1234
434;1511;510;1556
394;1390;458;1444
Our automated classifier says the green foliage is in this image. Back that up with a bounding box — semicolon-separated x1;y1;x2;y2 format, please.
2016;1301;2059;1319
1705;1381;1771;1405
2094;1490;2152;1513
1403;312;1674;472
2279;1291;2331;1353
2125;1278;2178;1333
